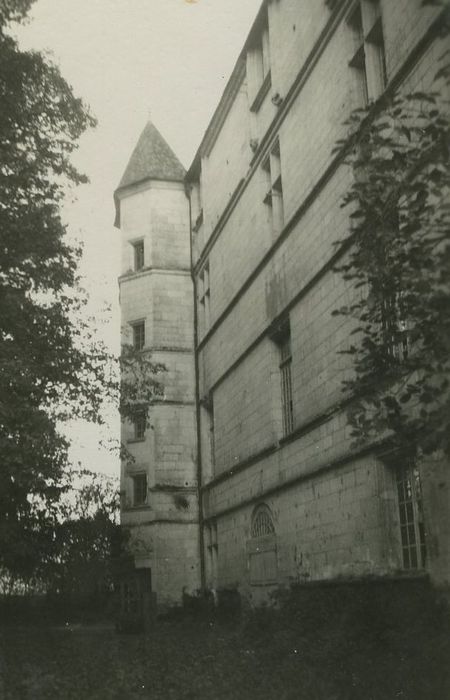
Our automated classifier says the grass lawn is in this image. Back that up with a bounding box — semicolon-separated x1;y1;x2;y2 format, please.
0;579;449;699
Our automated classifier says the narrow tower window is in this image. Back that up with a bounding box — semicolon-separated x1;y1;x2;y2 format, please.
131;321;145;351
133;473;148;507
133;240;144;271
133;411;146;440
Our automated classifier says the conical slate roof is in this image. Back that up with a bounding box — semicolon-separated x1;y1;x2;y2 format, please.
117;121;185;191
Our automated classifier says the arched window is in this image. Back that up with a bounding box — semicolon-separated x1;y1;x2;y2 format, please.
251;504;275;538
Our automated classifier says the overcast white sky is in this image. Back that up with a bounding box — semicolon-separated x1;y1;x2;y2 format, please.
13;0;262;476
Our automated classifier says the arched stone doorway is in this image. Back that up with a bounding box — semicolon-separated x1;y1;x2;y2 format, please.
247;504;278;587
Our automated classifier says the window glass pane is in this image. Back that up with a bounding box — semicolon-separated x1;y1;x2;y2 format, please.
134;413;146;439
132;322;145;350
399;504;407;526
402;548;411;569
408;524;416;545
134;241;144;270
406;502;414;523
396;461;426;570
400;525;408;547
251;505;275;538
133;474;147;506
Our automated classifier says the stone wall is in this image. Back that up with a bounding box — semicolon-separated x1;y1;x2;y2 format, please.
118;178;200;606
194;0;449;596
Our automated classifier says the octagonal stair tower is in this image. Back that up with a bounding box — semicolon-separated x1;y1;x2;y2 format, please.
114;122;200;607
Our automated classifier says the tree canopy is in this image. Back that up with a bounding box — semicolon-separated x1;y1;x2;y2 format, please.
0;1;164;586
333;56;450;460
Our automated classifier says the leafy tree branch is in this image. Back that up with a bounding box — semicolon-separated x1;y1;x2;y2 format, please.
332;57;450;459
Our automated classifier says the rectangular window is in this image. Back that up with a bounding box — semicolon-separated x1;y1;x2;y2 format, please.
396;461;426;569
262;140;284;236
348;4;369;106
273;321;294;437
348;0;386;105
133;240;144;271
133;412;146;440
200;396;215;480
248;12;271;110
191;180;203;232
254;19;270;88
198;262;210;333
259;24;271;83
381;292;409;361
132;321;145;351
279;332;294;436
133;473;147;507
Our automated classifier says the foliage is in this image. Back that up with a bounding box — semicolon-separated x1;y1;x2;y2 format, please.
0;0;35;26
332;61;450;458
44;468;126;600
0;2;164;586
0;467;127;598
1;580;449;699
119;345;165;427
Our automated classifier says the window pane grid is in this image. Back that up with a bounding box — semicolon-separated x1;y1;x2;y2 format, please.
381;295;409;360
133;474;147;506
133;241;144;271
262;141;284;232
348;0;385;104
132;322;145;351
251;507;275;538
278;332;293;436
396;464;426;570
280;362;293;436
134;413;146;440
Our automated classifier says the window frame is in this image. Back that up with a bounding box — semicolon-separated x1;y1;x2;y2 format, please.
381;291;409;361
133;411;147;440
347;0;387;105
132;239;145;272
251;504;276;538
248;10;272;111
132;473;148;507
198;262;210;333
262;139;284;235
272;319;294;437
131;320;145;351
254;20;271;88
279;332;294;437
396;460;426;570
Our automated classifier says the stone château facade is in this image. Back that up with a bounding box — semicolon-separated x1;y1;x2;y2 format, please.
115;0;450;608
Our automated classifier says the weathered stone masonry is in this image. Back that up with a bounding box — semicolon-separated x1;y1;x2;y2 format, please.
115;124;200;606
116;0;450;607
